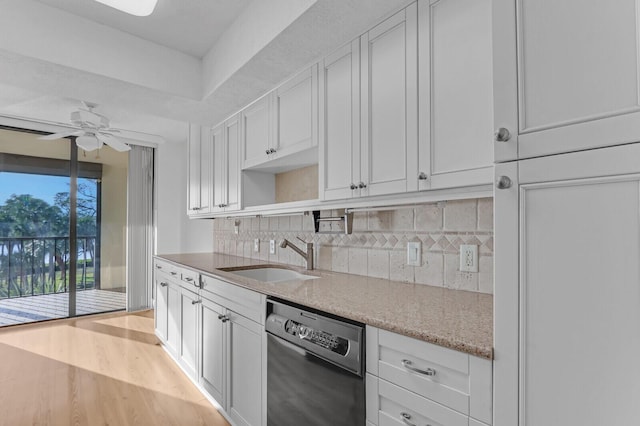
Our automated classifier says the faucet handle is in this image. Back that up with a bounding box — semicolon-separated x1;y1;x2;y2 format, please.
296;236;313;247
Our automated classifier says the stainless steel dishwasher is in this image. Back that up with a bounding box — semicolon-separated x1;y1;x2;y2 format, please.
266;298;365;426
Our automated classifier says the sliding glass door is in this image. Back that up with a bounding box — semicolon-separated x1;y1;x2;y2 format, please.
0;128;127;326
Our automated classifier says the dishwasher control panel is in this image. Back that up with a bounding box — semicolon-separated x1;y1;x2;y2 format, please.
266;299;364;376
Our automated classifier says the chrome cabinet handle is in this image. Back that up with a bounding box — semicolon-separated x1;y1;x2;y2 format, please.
265;149;270;155
358;182;367;189
269;148;276;154
218;314;230;323
402;359;436;376
170;271;177;276
160;282;168;287
155;265;162;269
400;412;418;426
191;206;201;211
350;183;358;190
494;127;511;142
191;299;201;305
184;277;194;282
218;203;227;208
418;172;428;180
496;175;512;189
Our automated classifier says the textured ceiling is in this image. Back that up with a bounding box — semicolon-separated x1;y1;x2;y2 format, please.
34;0;251;57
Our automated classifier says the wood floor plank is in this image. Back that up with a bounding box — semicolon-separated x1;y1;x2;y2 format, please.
0;310;230;426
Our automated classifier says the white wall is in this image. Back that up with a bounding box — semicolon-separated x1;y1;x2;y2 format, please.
155;140;214;254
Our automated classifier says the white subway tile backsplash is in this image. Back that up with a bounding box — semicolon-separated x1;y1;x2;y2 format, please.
212;198;494;294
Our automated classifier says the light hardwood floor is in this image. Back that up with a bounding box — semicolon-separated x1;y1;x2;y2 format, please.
0;310;230;426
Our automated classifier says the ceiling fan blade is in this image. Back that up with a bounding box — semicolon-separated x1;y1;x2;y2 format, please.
38;130;83;140
97;132;131;152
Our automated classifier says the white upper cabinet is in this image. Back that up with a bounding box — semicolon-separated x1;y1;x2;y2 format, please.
361;3;418;197
494;0;640;161
213;115;242;212
241;95;272;169
418;0;493;190
319;39;361;201
187;124;213;216
272;65;318;157
241;65;319;171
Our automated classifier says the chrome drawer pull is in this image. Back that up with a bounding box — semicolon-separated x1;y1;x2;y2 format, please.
155;265;162;269
191;299;201;305
170;271;177;276
184;277;194;282
401;412;417;426
160;282;168;287
218;314;230;323
401;359;436;376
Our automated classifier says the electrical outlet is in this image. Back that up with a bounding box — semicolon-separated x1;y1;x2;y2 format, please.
254;238;260;253
407;242;421;266
460;244;478;272
269;240;276;255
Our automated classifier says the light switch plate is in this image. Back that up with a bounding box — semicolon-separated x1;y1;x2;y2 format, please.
269;240;276;255
254;238;260;253
460;244;478;272
407;242;421;266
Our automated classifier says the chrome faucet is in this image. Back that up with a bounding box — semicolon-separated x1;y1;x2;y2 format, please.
280;237;314;270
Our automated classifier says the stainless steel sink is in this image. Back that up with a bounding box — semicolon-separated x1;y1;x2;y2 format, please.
221;266;318;283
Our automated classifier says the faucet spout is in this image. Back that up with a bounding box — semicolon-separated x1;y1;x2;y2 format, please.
280;238;314;270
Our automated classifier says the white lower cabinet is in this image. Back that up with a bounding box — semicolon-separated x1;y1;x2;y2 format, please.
199;273;267;426
227;311;265;426
199;296;226;407
179;286;199;379
166;280;181;356
154;259;267;426
366;326;492;426
154;272;169;343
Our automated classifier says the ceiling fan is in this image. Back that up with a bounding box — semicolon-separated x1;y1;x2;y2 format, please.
38;102;131;152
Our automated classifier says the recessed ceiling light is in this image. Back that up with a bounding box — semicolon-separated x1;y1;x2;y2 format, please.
94;0;158;17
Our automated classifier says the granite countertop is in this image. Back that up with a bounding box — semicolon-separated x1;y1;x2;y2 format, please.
157;252;493;360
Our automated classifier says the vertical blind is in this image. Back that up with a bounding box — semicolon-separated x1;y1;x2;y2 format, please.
127;145;154;311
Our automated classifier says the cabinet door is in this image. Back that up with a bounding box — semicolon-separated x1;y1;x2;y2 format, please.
199;297;226;407
179;287;199;378
166;282;181;355
224;114;241;211
418;0;493;190
241;95;271;169
320;39;361;201
187;124;202;214
493;0;640;162
494;144;640;425
154;277;168;343
212;124;225;213
361;3;418;197
187;124;213;216
272;65;318;156
227;312;264;426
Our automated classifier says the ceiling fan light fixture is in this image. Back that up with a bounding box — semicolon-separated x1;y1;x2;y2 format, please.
76;135;103;152
94;0;158;17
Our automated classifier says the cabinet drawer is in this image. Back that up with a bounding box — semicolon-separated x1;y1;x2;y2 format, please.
180;268;200;290
377;329;470;415
201;274;265;325
368;374;468;426
368;328;492;424
154;259;180;278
